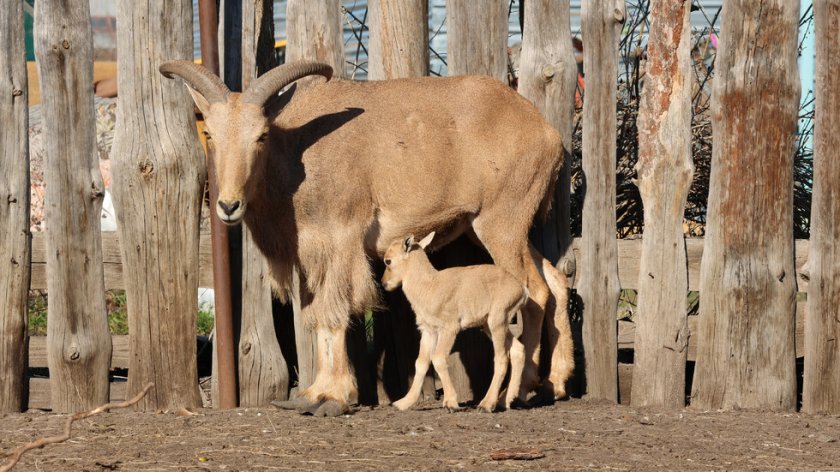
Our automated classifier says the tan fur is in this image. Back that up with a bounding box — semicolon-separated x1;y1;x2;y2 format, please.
382;233;527;412
169;63;574;409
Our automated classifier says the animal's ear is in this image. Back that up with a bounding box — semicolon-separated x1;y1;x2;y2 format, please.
403;235;415;253
186;84;212;118
418;232;435;249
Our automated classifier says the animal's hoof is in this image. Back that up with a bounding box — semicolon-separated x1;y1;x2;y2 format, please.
271;397;315;411
477;405;495;413
527;389;557;407
508;397;530;410
392;399;413;411
445;405;465;413
312;400;351;417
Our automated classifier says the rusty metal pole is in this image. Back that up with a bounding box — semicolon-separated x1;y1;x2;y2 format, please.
198;0;237;409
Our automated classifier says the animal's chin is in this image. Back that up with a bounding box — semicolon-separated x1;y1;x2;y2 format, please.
382;282;399;292
216;208;245;225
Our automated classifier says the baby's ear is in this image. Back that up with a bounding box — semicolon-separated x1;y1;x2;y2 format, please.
402;235;415;253
418;231;435;250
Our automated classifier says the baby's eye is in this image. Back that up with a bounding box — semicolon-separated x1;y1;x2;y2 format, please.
384;259;391;266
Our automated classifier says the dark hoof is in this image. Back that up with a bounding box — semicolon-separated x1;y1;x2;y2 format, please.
508;397;530;410
312;400;351;417
445;405;466;413
527;390;557;407
271;397;316;411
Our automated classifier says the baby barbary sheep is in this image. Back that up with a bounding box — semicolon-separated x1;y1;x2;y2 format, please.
381;232;528;412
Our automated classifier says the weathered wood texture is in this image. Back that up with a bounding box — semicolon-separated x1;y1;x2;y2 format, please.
34;0;111;413
691;0;800;412
518;0;576;268
30;336;130;370
444;0;507;402
27;378;126;411
803;0;840;415
578;0;624;402
631;0;693;410
446;0;508;80
111;0;204;411
518;0;577;397
238;0;290;407
0;0;30;413
283;0;353;394
368;0;429;80
367;0;431;404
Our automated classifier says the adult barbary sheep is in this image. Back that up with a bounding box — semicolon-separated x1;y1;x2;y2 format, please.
382;232;528;413
159;59;574;417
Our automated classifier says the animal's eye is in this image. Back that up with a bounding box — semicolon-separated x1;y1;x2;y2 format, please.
384;259;391;266
257;133;268;143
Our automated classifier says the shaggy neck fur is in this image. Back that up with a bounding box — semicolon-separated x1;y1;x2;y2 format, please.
242;127;302;303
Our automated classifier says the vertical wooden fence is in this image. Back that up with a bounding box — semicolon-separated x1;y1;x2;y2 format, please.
2;0;840;416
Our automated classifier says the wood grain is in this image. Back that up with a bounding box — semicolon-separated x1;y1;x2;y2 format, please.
803;0;840;415
110;0;204;411
0;0;31;413
35;0;111;413
690;0;800;412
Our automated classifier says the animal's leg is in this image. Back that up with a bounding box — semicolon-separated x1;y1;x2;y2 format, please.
505;336;526;409
392;328;437;411
533;248;574;400
296;324;356;416
471;220;549;400
477;319;511;413
430;328;461;412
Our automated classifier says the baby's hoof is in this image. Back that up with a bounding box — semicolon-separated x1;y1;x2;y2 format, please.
477;403;498;413
271;397;316;411
445;405;465;413
527;389;557;408
313;400;351;417
392;399;413;411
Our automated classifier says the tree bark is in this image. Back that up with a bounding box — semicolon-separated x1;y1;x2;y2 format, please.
34;0;111;413
631;0;693;409
238;0;290;406
285;0;344;392
446;0;508;80
111;0;204;411
518;0;578;397
579;0;624;402
368;0;429;80
368;0;430;403
803;0;840;415
691;0;799;412
0;0;30;413
445;0;508;402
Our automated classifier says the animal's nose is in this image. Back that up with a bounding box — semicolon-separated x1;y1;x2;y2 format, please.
218;199;241;216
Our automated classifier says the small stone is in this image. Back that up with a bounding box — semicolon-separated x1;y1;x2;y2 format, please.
815;433;837;443
640;416;654;425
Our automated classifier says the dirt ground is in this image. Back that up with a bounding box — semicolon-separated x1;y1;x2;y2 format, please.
2;398;839;471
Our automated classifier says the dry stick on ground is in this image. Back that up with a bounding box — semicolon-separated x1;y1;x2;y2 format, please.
0;383;154;472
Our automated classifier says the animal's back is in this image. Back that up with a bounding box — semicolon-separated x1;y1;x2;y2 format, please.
279;75;563;253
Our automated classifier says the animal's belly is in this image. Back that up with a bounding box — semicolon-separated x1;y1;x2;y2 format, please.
364;208;475;257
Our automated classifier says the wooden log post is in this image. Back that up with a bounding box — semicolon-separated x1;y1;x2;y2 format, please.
368;0;431;404
0;0;31;413
284;0;339;393
631;0;693;409
517;0;578;397
803;0;840;415
578;0;624;402
238;0;291;406
691;0;800;411
444;0;508;402
34;0;111;412
111;0;204;410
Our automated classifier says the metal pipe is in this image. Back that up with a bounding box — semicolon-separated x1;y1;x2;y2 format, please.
198;0;237;410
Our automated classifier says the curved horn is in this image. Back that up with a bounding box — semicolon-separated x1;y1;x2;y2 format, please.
241;60;333;107
159;60;230;104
